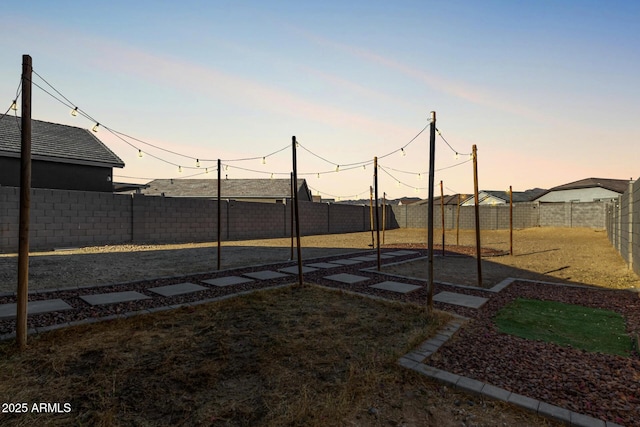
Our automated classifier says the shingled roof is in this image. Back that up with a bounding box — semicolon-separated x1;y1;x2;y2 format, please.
0;117;124;168
547;178;630;194
143;178;312;200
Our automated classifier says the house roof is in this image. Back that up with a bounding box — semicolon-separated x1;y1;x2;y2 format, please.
546;178;630;194
414;194;473;206
0;116;124;168
483;188;547;203
142;178;311;200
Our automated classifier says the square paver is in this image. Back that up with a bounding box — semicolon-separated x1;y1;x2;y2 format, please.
243;270;290;280
0;299;73;320
278;266;318;274
349;256;376;262
330;259;362;265
306;262;343;269
433;291;489;309
148;282;208;297
202;276;254;287
369;281;422;294
80;291;151;306
386;250;419;256
324;273;370;284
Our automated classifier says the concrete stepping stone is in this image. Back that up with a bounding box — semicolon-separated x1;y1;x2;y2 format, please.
331;259;362;265
80;291;151;306
306;262;343;269
278;266;318;274
202;276;254;287
324;273;370;284
386;250;419;256
349;256;376;262
433;291;489;309
369;281;422;294
148;282;208;297
243;270;289;280
0;299;73;320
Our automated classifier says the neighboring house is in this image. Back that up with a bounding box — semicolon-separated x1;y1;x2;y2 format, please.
416;194;472;206
0;117;124;192
461;189;546;206
141;178;313;203
533;178;631;203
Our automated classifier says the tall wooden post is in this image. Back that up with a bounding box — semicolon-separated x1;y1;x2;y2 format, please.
369;186;374;248
292;137;303;286
440;180;445;256
17;54;32;351
374;157;381;271
290;172;294;260
456;193;461;246
509;185;513;256
426;111;436;310
382;192;386;245
217;159;221;270
472;145;482;287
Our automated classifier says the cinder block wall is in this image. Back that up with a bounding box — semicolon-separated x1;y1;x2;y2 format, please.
0;187;131;250
606;178;638;278
0;187;373;252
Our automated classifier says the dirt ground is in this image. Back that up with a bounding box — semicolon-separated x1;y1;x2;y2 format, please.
1;227;638;292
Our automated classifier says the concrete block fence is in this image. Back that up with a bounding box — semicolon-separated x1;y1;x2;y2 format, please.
607;178;639;277
389;201;606;230
0;185;616;253
0;186;380;253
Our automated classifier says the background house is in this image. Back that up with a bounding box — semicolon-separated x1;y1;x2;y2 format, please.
460;189;546;206
534;178;631;203
140;178;313;203
0;117;124;192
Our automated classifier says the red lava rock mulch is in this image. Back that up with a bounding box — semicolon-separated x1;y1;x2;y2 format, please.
428;281;640;426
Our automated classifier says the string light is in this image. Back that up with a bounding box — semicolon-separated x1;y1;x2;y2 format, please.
401;148;406;157
138;149;143;158
270;173;274;179
178;166;182;173
10;100;17;111
205;168;209;174
362;165;366;170
317;173;320;179
335;165;340;173
262;156;266;165
92;123;100;132
417;173;422;180
196;159;200;168
70;107;78;117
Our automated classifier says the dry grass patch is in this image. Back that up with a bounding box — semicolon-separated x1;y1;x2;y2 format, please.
0;285;449;426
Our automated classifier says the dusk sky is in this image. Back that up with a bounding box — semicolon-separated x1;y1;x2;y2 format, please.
1;1;638;200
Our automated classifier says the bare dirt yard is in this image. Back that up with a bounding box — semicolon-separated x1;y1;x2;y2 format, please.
1;227;638;426
1;227;638;292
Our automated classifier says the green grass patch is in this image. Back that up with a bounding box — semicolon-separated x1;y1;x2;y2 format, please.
494;298;632;357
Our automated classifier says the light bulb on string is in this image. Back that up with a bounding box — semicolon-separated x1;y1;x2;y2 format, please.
205;168;209;174
178;166;182;173
138;149;143;158
335;165;340;173
70;107;78;117
270;173;274;179
317;173;320;179
262;157;266;165
92;123;100;132
225;164;229;171
225;174;228;180
10;100;17;111
401;148;406;157
396;181;401;188
196;159;200;168
362;165;366;170
454;152;459;160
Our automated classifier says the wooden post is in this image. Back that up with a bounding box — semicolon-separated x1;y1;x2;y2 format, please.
427;111;436;310
369;186;374;248
374;157;381;271
290;172;294;260
17;54;32;351
440;180;445;256
472;145;482;287
217;159;221;270
509;185;513;256
382;192;386;245
456;193;461;246
292;136;303;287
